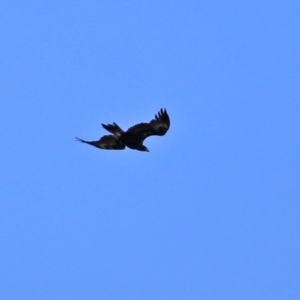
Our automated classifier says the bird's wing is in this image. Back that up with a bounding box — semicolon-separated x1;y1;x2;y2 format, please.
75;135;125;150
126;108;170;141
101;122;124;137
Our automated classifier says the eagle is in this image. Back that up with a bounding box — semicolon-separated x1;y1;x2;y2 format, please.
76;108;170;152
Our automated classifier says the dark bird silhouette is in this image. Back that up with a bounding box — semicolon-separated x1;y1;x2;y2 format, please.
76;108;170;152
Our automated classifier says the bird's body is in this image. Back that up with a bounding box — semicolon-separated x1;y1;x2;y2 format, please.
76;108;170;152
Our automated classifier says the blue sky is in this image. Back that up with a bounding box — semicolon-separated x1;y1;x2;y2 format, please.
1;1;299;299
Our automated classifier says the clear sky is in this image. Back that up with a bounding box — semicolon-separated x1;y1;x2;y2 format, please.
1;1;299;299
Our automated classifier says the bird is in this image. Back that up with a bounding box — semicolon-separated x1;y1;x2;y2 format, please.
76;108;170;152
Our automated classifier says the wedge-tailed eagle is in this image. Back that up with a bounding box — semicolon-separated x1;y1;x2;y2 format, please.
76;108;170;152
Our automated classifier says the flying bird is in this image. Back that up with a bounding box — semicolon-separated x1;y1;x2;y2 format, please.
76;108;170;152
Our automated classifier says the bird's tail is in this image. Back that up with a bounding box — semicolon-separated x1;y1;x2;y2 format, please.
75;137;88;143
101;122;124;137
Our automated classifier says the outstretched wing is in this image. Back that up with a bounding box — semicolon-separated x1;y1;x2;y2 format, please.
102;122;124;137
126;108;170;141
75;135;125;150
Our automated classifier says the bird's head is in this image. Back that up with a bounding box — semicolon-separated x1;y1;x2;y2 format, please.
137;145;150;152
